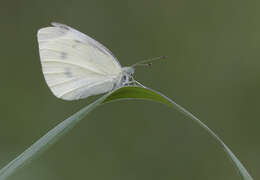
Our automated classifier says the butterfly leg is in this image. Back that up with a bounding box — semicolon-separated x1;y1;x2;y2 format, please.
134;80;146;88
122;79;146;88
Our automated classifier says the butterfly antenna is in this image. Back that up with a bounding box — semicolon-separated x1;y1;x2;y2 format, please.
131;56;167;67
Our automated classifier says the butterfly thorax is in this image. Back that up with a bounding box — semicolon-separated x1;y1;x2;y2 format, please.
120;66;135;86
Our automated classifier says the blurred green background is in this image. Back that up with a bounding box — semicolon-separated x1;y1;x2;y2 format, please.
0;0;259;179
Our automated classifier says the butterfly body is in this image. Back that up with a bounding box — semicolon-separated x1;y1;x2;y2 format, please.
37;22;133;100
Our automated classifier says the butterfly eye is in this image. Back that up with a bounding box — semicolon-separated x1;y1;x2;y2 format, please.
122;75;127;81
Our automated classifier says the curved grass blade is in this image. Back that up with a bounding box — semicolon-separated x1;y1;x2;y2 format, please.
104;86;253;180
0;94;109;180
0;86;253;180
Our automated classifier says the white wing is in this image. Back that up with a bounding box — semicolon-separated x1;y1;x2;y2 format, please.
37;22;122;100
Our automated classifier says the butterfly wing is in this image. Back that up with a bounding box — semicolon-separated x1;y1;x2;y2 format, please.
37;23;122;100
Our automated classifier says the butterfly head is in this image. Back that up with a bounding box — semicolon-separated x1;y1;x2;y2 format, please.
122;66;135;76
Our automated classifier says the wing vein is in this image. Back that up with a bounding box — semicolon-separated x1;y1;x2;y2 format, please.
41;60;106;75
48;77;81;88
59;80;112;98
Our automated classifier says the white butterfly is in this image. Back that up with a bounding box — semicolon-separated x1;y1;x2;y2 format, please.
37;22;139;100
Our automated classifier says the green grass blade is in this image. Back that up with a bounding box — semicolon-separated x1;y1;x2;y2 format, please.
0;94;108;180
104;86;253;180
0;86;253;180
